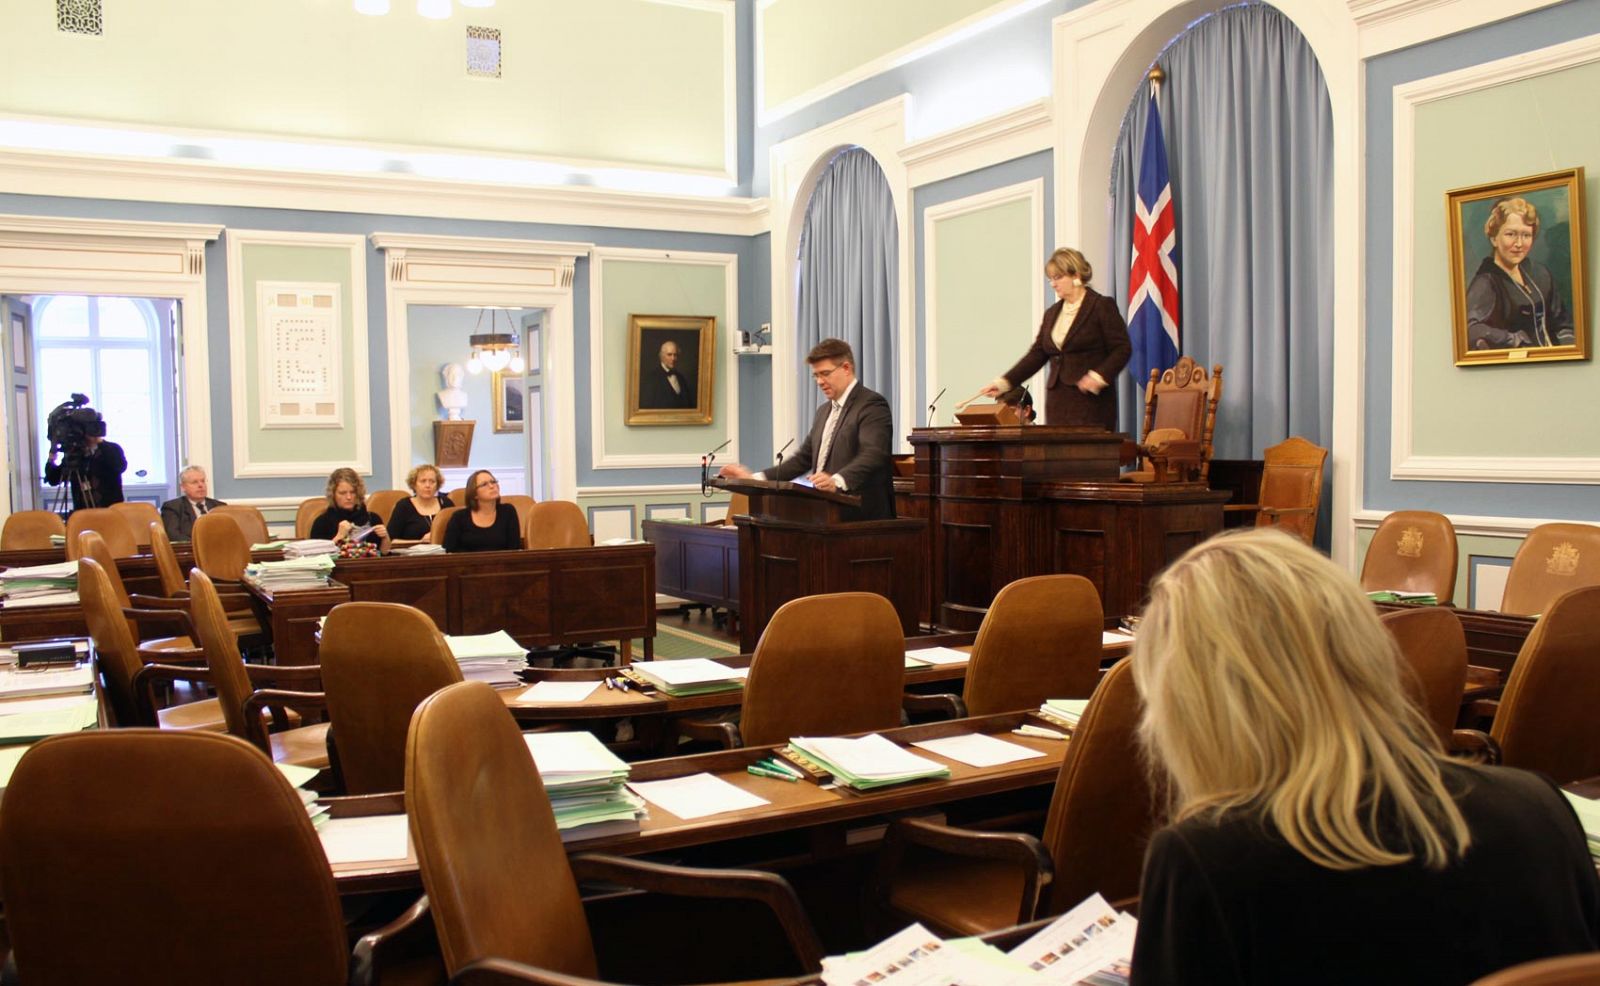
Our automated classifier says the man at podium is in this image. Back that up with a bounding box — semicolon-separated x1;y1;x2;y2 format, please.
720;337;895;520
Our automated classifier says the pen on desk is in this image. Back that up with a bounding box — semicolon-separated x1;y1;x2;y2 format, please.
603;677;615;691
747;764;799;782
761;757;804;779
616;677;630;691
1013;724;1069;741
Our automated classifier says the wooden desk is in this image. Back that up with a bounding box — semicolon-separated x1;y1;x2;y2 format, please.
642;519;738;619
1373;602;1536;675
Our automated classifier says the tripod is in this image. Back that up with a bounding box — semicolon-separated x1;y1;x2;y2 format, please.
47;451;97;519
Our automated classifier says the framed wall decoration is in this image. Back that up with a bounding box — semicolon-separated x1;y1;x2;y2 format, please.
625;314;715;426
1446;168;1589;366
492;369;525;433
257;280;343;426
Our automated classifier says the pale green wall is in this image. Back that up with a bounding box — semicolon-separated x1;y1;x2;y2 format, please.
762;0;1003;111
1355;526;1522;609
239;244;359;465
4;0;729;173
1409;61;1600;458
930;198;1034;408
600;260;732;457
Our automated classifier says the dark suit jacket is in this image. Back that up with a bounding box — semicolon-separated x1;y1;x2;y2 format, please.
160;496;225;542
1002;289;1131;431
766;382;895;521
639;365;695;409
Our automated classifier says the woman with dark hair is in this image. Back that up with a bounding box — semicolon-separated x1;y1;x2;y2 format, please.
441;469;521;553
388;463;454;542
309;467;390;552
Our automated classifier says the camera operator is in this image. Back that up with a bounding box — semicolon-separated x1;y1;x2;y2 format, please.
43;404;126;512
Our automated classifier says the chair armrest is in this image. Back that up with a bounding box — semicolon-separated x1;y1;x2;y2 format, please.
123;604;197;641
872;815;1054;927
128;593;190;610
242;689;327;748
243;662;324;688
130;663;213;727
1222;503;1260;513
1448;728;1502;764
673;715;742;749
569;853;823;972
902;691;965;720
351;894;444;986
1260;506;1316;518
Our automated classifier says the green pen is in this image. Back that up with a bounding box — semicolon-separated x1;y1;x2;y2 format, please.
747;764;799;782
760;757;805;779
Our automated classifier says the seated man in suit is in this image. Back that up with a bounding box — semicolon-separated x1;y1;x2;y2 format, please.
160;464;226;541
638;339;695;410
719;337;895;521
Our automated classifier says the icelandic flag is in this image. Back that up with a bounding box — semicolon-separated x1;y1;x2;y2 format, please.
1127;90;1180;387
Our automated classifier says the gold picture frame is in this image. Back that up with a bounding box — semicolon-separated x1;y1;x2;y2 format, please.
491;369;524;433
625;314;715;426
1446;167;1589;366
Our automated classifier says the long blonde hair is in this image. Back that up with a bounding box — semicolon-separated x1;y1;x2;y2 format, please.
1132;529;1471;870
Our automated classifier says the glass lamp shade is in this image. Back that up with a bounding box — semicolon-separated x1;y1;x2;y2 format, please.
477;348;512;372
466;355;484;374
509;354;526;374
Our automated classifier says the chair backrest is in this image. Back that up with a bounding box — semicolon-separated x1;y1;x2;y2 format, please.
64;506;136;560
321;601;463;794
0;509;65;550
1500;522;1600;617
430;505;464;545
294;497;326;539
741;592;904;747
524;500;589;550
1360;510;1459;602
724;492;750;525
446;486;467;506
147;522;188;597
77;557;145;727
78;530;141;647
190;569;257;745
408;681;598;979
212;504;270;546
0;730;349;986
502;495;537;539
366;489;407;525
1490;584;1600;785
110;501;163;547
964;575;1103;716
1255;436;1328;543
192;512;252;582
1470;953;1600;986
1380;607;1468;749
1039;658;1156;914
1140;356;1223;480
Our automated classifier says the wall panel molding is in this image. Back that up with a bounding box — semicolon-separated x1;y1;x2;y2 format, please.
901;98;1053;188
1349;0;1569;57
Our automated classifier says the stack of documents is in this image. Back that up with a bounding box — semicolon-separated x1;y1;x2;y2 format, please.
524;731;647;840
630;658;746;696
788;733;950;791
0;561;78;608
277;762;329;830
1366;590;1438;605
904;646;970;668
1563;792;1600;861
443;630;527;685
242;554;336;590
0;665;95;700
48;533;66;547
390;543;445;556
283;539;339;559
250;540;290;551
0;694;98;745
1036;698;1090;733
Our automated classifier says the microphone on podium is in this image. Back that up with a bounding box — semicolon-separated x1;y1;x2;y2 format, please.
701;438;732;496
926;387;947;427
775;438;794;465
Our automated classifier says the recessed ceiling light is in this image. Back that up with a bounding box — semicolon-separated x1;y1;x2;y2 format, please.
417;0;451;19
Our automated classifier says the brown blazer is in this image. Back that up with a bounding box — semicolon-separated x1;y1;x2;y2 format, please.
1002;289;1131;430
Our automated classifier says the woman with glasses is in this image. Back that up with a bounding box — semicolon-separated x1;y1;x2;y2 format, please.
1466;197;1574;351
442;469;521;552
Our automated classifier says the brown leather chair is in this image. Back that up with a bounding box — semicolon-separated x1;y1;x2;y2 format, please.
1470;953;1600;986
64;506;137;559
1487;584;1600;785
78;530;196;661
192;511;253;583
1361;510;1459;602
110;500;163;548
146;522;267;646
295;496;327;539
1123;356;1223;484
1224;436;1327;544
212;503;270;545
874;658;1155;934
431;505;464;546
719;492;750;526
0;730;353;985
1380;607;1468;749
503;494;537;538
0;509;66;549
962;575;1103;716
524;500;589;550
1500;522;1600;617
407;680;823;982
78;557;223;732
366;489;407;526
321;601;462;794
739;592;904;748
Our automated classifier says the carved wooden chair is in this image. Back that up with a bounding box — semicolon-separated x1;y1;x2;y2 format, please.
63;506;137;560
407;681;824;984
77;530;199;663
1380;607;1468;750
146;521;264;642
1224;436;1327;543
446;486;468;506
192;512;254;584
109;501;163;548
431;505;464;545
0;509;65;550
212;503;270;546
525;500;589;550
872;658;1156;934
1123;356;1222;484
295;496;327;539
365;489;407;527
1361;510;1458;602
714;492;750;526
503;495;538;540
958;575;1103;717
1499;522;1600;617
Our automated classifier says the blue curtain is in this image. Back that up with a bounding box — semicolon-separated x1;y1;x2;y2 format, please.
795;147;899;432
1107;3;1333;532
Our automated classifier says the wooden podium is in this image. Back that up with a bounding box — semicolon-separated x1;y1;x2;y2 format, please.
714;478;928;652
903;425;1230;629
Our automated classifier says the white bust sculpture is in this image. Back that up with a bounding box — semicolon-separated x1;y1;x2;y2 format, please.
437;362;468;421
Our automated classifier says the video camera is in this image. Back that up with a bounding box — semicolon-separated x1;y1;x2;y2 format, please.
46;394;106;466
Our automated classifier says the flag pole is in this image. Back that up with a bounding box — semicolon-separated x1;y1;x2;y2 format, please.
1148;64;1164;98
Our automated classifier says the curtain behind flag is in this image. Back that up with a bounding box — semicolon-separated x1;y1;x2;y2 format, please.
1127;90;1181;392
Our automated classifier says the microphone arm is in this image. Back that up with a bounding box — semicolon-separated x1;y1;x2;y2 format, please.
775;438;793;465
701;439;732;497
927;387;947;427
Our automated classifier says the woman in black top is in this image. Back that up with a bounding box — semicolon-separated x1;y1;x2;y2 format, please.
308;467;391;552
387;463;454;541
442;469;521;553
1128;530;1600;985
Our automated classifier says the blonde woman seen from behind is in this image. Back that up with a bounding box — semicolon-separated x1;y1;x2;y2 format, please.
1128;529;1599;986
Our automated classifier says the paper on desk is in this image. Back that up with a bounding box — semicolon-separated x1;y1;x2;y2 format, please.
445;630;526;660
628;772;770;820
523;730;629;778
2;592;79;609
0;745;28;790
274;762;321;789
911;732;1047;768
519;680;603;704
1006;892;1136;983
1102;629;1134;645
0;666;94;699
795;733;945;780
631;658;741;685
318;814;411;865
0;695;98;742
906;646;969;666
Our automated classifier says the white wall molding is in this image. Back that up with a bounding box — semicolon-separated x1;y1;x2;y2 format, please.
900;98;1054;188
372;232;592;500
588;246;740;470
767;95;916;455
0;149;771;238
225;229;370;479
922;179;1044;412
0;214;222;514
1348;0;1570;57
1352;508;1580;538
577;483;710;496
1389;34;1600;485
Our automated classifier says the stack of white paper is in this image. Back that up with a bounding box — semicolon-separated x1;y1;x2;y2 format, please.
243;554;336;590
789;733;950;791
445;630;527;685
1037;698;1091;732
911;732;1047;768
0;561;78;608
276;762;329;830
524;731;646;840
390;543;446;556
1005;893;1137;984
0;666;95;700
628;772;769;820
1563;792;1600;860
283;539;339;559
630;658;745;696
904;645;970;667
0;694;99;744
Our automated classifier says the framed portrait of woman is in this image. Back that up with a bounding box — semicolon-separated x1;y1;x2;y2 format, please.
1446;168;1589;366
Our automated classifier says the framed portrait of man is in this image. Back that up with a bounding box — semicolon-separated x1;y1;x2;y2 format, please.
625;314;715;425
1446;167;1589;366
492;369;525;433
